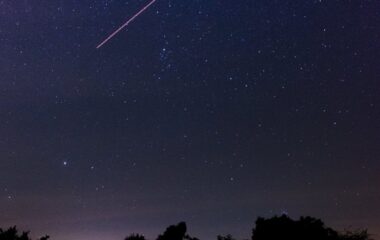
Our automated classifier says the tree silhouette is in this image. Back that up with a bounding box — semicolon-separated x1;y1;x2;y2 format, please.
157;222;198;240
184;235;199;240
0;226;49;240
125;233;146;240
339;229;371;240
38;236;50;240
251;215;371;240
0;215;372;240
0;226;29;240
217;234;237;240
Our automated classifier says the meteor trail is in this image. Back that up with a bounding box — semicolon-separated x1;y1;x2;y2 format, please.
96;0;157;49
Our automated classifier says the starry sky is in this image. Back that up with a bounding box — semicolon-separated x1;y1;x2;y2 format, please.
0;0;380;240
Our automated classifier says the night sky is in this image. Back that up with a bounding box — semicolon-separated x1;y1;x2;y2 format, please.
1;1;380;240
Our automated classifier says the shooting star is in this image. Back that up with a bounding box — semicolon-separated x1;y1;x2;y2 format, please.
96;0;157;49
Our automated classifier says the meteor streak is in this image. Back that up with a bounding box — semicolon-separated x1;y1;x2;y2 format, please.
96;0;157;49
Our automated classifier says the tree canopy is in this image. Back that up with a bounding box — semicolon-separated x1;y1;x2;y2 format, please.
251;215;371;240
0;227;49;240
0;215;372;240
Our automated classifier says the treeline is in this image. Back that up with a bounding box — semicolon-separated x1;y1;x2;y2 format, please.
0;215;372;240
0;226;49;240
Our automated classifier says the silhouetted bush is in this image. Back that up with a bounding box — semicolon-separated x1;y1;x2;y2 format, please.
339;229;371;240
125;233;146;240
157;222;198;240
251;215;371;240
0;215;371;240
0;226;49;240
217;234;237;240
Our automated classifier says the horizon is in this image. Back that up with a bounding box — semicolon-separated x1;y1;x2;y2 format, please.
2;214;378;240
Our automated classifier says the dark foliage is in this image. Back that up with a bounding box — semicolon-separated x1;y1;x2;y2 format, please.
157;222;199;240
251;215;371;240
217;234;237;240
0;226;49;240
125;233;146;240
0;216;371;240
339;229;371;240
